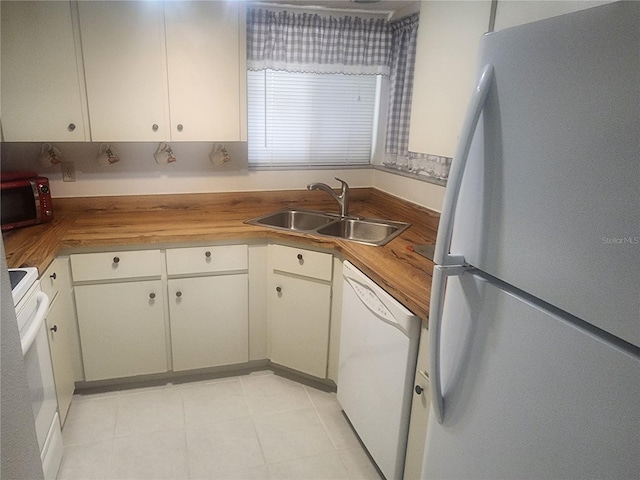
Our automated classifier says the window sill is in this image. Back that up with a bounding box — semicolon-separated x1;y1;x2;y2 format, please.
373;165;447;187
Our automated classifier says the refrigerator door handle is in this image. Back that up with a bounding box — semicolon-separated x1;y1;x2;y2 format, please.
434;64;494;267
429;264;469;424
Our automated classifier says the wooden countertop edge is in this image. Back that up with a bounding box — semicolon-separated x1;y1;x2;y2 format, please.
3;189;436;323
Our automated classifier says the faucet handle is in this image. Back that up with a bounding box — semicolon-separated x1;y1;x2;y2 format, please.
334;177;349;193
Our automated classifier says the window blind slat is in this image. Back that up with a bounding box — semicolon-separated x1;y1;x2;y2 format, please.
248;70;377;167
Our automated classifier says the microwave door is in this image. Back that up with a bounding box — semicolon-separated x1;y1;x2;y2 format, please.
1;182;39;228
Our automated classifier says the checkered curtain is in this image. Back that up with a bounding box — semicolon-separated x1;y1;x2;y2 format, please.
384;14;419;155
383;14;452;179
246;8;392;75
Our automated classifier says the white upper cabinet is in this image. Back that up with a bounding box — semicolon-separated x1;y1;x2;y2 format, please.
1;1;89;141
78;1;244;142
493;1;615;30
164;1;243;142
78;1;170;142
408;1;492;158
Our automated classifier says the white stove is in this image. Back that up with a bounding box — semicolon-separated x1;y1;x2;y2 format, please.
11;267;63;480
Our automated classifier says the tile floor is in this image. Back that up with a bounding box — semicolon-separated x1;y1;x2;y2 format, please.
58;370;383;480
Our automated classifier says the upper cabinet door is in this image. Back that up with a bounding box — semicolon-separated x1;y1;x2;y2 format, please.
408;1;491;158
78;1;170;142
164;1;243;141
1;1;88;142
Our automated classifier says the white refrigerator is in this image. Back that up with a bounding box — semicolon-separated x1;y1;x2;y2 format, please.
423;2;640;479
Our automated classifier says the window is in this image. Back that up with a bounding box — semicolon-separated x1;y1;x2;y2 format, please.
248;70;378;167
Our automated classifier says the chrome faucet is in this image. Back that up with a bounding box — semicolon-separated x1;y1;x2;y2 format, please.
307;177;350;217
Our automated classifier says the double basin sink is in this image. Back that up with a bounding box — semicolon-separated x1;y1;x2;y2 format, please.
246;208;410;246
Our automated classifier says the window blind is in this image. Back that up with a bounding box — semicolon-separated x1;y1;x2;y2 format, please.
248;70;378;167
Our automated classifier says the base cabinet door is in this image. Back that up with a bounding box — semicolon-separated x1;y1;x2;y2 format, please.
42;259;76;426
75;280;167;381
46;296;75;425
268;272;331;378
168;274;249;371
404;326;431;480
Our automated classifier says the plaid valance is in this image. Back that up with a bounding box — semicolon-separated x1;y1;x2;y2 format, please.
246;8;392;75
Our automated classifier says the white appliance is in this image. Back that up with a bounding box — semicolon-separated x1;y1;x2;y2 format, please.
338;261;421;480
423;3;640;479
12;268;64;480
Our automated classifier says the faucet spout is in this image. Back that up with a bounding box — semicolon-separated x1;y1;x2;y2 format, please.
307;177;350;217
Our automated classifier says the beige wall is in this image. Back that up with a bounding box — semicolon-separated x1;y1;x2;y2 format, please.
1;141;445;212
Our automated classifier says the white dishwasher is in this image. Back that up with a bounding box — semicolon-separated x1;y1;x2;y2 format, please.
337;261;421;480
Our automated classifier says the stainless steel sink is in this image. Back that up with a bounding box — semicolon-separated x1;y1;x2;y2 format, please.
245;208;410;246
315;218;408;245
246;209;338;231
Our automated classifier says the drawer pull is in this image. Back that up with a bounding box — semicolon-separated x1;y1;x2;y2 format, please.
50;272;57;280
276;286;282;294
297;253;303;261
50;325;58;333
67;123;76;132
113;256;120;264
205;251;211;258
149;292;156;299
176;291;182;298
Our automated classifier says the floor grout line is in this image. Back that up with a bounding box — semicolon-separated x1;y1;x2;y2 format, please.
60;371;380;480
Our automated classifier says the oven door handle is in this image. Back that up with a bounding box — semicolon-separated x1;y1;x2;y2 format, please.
20;292;50;354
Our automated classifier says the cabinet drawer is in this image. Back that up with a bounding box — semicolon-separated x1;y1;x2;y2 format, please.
70;250;162;282
166;245;248;275
269;245;332;281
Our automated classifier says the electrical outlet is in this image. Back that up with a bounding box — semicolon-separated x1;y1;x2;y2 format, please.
61;162;76;182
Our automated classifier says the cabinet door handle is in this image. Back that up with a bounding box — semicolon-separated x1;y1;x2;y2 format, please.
205;251;211;258
176;291;182;298
67;123;76;132
152;124;159;132
50;272;57;280
113;256;120;264
414;385;424;395
177;124;184;132
50;325;58;333
276;286;282;293
149;292;156;299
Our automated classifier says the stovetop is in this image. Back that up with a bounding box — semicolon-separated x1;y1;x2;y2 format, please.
9;267;38;306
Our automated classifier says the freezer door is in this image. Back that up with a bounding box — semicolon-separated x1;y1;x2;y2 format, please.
423;270;640;479
448;2;640;347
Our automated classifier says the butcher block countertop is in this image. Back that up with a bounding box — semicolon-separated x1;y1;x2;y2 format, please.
3;188;438;322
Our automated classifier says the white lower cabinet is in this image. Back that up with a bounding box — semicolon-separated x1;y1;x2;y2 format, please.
267;245;332;378
166;244;249;371
403;326;430;480
70;243;337;383
168;274;248;371
75;280;167;381
41;258;76;425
